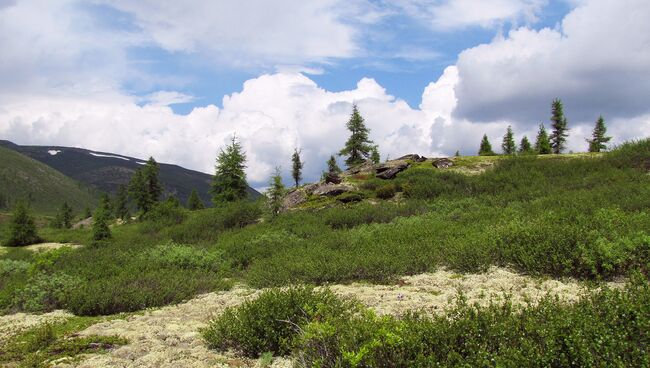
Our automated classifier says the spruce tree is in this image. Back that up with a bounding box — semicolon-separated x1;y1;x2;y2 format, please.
501;125;516;154
114;184;129;220
455;150;460;157
535;124;552;154
92;207;111;241
187;189;204;210
339;104;374;167
266;167;285;218
99;193;113;219
83;207;92;219
291;148;304;188
144;157;163;203
60;202;73;229
211;136;248;204
128;169;150;213
478;134;495;156
550;98;569;154
5;202;41;247
518;136;533;154
370;146;381;164
327;155;342;174
587;116;611;152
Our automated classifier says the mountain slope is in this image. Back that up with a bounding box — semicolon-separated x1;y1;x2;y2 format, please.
0;145;97;214
0;141;261;206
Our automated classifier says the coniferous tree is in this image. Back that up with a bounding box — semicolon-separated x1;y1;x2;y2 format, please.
187;189;204;210
370;146;381;164
478;134;495;156
99;193;113;219
339;104;374;167
128;169;149;213
144;157;163;203
550;98;569;154
83;207;92;219
211;136;248;204
60;202;73;229
327;155;342;174
501;125;517;154
587;116;611;152
266;167;285;218
291;148;304;188
535;124;552;154
113;184;129;220
518;136;534;154
128;157;162;213
92;207;111;241
5;202;41;247
455;150;460;157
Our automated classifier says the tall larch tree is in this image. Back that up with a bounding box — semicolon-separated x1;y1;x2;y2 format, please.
211;135;249;204
587;116;611;152
339;104;374;167
549;98;569;154
478;134;495;156
518;136;533;154
535;124;552;154
187;189;204;210
501;125;516;154
291;148;304;188
266;167;285;218
92;207;111;241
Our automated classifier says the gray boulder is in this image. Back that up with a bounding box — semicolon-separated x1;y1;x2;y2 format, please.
312;184;353;196
432;158;454;169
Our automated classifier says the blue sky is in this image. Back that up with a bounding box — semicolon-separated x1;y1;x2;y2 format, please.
1;0;649;188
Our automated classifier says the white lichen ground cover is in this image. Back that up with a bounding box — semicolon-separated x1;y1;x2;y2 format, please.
0;267;622;368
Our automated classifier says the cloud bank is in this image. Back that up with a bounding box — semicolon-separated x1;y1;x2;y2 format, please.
1;0;649;189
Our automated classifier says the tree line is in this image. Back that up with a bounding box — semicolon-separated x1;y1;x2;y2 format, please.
478;99;612;156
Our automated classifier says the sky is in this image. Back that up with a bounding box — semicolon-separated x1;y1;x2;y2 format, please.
1;0;649;189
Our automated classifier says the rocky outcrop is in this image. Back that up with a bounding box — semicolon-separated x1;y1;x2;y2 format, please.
432;158;454;169
396;154;427;162
282;189;307;210
375;160;409;179
312;183;354;196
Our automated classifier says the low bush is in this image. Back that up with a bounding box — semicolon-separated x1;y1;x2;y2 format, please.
202;286;358;357
375;184;396;199
10;272;82;312
336;192;365;203
146;242;224;271
206;280;650;367
142;200;187;229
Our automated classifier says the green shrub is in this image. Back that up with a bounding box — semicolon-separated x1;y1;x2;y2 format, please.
11;272;82;312
0;259;30;277
202;287;358;357
375;184;396;199
336;192;365;203
142;200;187;228
167;200;262;243
146;242;224;271
295;280;650;367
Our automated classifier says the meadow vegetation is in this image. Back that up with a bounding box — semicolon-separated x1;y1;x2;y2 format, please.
0;140;648;320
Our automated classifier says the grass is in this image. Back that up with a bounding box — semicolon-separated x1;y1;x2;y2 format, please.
0;140;649;316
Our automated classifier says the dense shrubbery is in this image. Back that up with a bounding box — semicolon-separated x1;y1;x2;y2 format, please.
205;279;650;367
202;287;358;357
2;140;650;315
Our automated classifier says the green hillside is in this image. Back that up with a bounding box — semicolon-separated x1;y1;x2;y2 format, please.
0;146;97;214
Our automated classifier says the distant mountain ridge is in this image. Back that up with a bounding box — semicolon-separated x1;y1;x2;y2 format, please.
0;140;261;206
0;145;97;214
